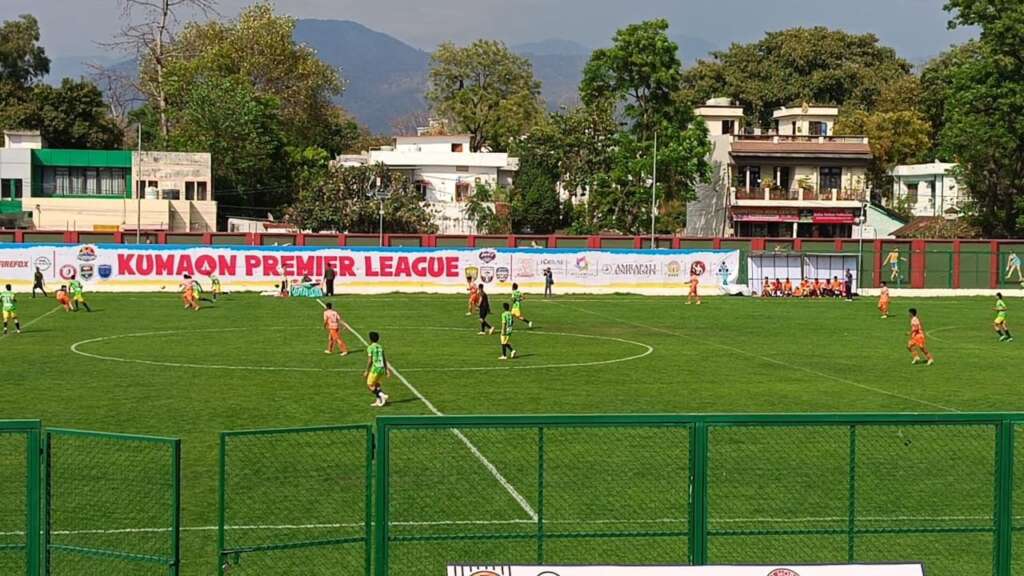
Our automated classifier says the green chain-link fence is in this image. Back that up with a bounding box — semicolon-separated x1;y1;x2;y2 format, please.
218;425;372;576
374;414;1023;576
0;421;41;576
44;429;180;576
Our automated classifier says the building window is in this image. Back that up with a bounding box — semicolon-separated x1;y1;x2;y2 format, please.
162;189;180;200
778;167;791;191
734;166;761;189
809;121;827;136
907;182;919;205
1;179;23;199
451;143;464;153
185;181;196;201
40;167;127;197
197;182;208;201
721;120;735;135
455;181;470;202
413;180;429;201
819;167;842;191
455;166;470;173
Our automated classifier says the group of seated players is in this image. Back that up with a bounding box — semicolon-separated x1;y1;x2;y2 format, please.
759;276;852;299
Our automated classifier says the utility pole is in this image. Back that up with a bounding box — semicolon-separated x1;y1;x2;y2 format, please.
650;129;658;248
136;123;142;244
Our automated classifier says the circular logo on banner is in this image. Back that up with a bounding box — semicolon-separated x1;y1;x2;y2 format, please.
767;569;800;576
59;264;77;280
77;245;97;262
690;260;707;277
470;572;500;576
34;256;52;272
666;261;681;276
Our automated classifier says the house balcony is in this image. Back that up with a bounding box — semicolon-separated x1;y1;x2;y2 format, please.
731;186;867;207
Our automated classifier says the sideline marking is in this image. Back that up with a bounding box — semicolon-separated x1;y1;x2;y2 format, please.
323;298;538;521
552;300;959;413
0;305;60;341
69;327;653;373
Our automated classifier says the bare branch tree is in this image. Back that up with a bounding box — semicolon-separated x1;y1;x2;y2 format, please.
86;63;144;145
104;0;218;139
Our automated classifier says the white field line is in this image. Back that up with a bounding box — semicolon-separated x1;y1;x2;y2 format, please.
552;301;959;413
0;514;1008;537
0;305;60;341
68;326;653;373
318;298;538;522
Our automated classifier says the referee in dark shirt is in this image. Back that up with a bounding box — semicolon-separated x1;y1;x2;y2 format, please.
32;267;47;298
324;264;337;296
477;284;493;335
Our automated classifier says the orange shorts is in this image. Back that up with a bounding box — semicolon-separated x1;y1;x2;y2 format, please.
909;334;926;348
879;298;889;309
329;328;341;340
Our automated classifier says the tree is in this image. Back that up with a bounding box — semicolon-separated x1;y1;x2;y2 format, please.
286;163;437;234
834;108;932;200
110;0;217;138
163;3;346;152
4;79;125;148
427;40;543;152
680;27;913;128
0;14;49;87
937;0;1024;237
919;42;984;151
167;75;288;212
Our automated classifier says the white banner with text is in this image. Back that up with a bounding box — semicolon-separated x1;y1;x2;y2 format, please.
0;244;740;295
446;565;924;576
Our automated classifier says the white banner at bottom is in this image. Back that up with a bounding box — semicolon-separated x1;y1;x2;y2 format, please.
447;565;924;576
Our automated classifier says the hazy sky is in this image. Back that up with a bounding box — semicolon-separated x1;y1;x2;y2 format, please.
2;0;976;62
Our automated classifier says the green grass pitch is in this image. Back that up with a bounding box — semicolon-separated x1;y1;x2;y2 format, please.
2;290;1023;575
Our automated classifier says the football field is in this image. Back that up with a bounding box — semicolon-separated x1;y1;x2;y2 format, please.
2;290;1022;575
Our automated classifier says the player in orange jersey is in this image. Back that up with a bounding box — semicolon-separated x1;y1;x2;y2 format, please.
687;273;701;305
180;274;200;311
907;308;934;365
322;302;349;356
466;277;480;316
878;281;891;318
55;285;72;312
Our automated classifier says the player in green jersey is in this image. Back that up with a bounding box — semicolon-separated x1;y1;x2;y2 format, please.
994;293;1013;342
499;302;517;360
1;284;20;335
69;277;92;312
364;331;391;407
510;283;533;328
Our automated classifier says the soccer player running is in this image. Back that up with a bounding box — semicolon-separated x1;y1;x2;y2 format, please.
55;285;72;312
69;277;91;312
32;267;47;298
466;277;480;316
993;293;1013;342
322;302;349;355
1;284;21;335
907;308;934;366
477;284;494;335
510;283;533;328
878;281;891;318
499;302;516;360
210;275;222;301
364;331;391;407
180;275;200;311
687;273;701;305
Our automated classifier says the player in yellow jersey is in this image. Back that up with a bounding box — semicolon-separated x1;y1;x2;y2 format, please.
510;283;533;328
1;284;20;335
364;331;391;407
993;293;1013;342
499;302;516;360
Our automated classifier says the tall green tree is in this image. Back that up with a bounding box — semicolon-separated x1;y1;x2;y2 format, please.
835;108;932;205
920;42;984;152
937;0;1024;237
7;79;124;148
681;27;912;128
0;14;49;88
286;163;437;234
427;40;543;152
575;20;712;234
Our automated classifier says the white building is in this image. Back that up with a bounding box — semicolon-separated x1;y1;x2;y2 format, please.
890;161;964;218
0;130;216;232
337;134;518;234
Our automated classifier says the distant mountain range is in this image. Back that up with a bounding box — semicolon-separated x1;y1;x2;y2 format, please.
48;19;719;134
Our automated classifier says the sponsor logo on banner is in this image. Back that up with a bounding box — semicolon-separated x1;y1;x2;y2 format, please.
469;571;501;576
480;266;495;283
496;266;510;282
768;570;800;576
77;245;98;262
79;264;95;280
516;257;536;277
602;263;659;276
59;264;77;280
691;261;707;277
666;261;682;277
538;257;566;274
34;256;52;272
478;249;497;263
0;259;29;269
98;264;113;279
464;266;480;282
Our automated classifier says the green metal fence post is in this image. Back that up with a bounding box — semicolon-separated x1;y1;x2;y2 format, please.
847;425;857;562
374;420;390;576
691;420;709;565
25;426;40;576
42;431;50;576
995;420;1014;576
537;426;545;564
170;439;181;576
218;433;227;576
365;426;374;576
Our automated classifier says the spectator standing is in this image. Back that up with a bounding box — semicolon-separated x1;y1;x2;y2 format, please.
324;264;337;296
543;267;554;298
